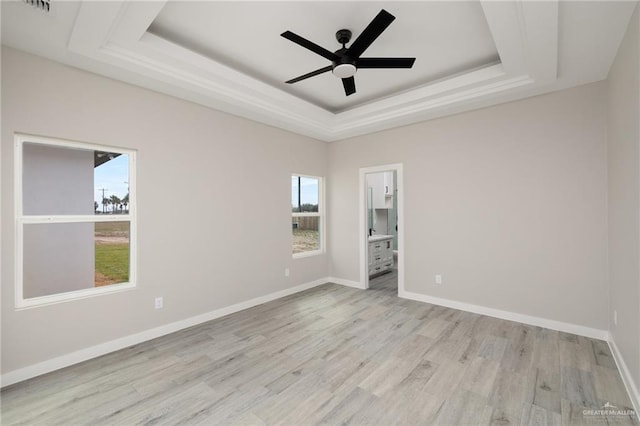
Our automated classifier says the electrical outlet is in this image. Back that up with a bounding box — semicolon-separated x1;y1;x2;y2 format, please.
155;297;163;309
613;310;618;326
435;274;442;285
284;268;290;277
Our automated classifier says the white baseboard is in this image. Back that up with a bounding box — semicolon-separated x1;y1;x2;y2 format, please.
607;335;640;414
327;276;365;289
1;277;329;388
399;290;609;341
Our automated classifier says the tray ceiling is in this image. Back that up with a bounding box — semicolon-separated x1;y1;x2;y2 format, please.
1;1;637;141
148;2;500;112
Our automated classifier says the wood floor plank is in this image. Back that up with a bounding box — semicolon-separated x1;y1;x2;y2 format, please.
359;355;422;397
561;366;599;408
501;323;536;373
478;335;509;361
2;273;636;426
253;373;326;424
420;358;470;400
433;388;494;425
592;364;635;408
415;317;450;339
559;339;593;372
561;398;607;426
531;328;560;373
269;387;334;426
489;367;536;426
532;367;562;414
423;336;472;364
230;412;267;426
522;403;562;426
96;382;221;426
459;356;501;398
316;386;378;425
591;339;618;370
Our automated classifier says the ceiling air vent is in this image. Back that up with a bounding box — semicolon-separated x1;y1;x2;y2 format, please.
22;0;51;14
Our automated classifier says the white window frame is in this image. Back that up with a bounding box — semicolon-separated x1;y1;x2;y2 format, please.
292;174;325;258
14;133;137;309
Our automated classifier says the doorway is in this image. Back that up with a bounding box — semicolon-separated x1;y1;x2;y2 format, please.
359;164;404;294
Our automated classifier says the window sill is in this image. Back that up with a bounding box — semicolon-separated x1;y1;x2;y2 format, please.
293;250;324;259
16;282;136;310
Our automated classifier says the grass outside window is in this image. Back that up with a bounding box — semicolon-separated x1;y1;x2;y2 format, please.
95;222;130;286
292;229;320;254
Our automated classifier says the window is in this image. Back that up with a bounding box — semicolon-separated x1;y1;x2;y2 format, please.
15;134;136;308
291;174;323;256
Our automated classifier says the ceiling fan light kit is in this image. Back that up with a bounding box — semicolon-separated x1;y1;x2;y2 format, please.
333;63;357;79
281;9;416;96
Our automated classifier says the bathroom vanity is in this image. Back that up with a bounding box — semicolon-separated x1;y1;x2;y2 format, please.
368;235;394;277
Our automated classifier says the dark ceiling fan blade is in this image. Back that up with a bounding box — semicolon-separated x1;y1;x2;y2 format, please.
342;76;356;96
357;57;416;68
281;31;340;62
285;66;333;84
346;9;395;58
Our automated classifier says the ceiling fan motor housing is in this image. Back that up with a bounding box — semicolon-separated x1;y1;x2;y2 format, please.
336;29;352;45
333;47;355;63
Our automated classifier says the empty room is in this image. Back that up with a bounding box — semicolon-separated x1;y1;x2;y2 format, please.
1;1;639;425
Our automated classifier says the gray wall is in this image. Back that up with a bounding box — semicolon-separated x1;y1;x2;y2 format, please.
1;47;328;374
608;3;640;394
22;144;94;297
328;82;609;331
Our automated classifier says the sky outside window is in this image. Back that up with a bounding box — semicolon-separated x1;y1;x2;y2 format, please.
292;176;319;211
95;154;129;210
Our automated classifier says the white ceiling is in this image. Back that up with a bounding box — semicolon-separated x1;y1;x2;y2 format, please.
148;2;500;112
1;1;637;142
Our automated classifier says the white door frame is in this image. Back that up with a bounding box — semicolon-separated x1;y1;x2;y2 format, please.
359;163;404;293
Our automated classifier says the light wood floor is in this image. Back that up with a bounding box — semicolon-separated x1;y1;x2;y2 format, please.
2;275;637;425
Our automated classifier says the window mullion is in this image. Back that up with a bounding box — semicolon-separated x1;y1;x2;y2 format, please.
292;213;320;218
20;215;132;224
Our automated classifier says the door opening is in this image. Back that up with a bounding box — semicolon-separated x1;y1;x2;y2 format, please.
359;164;404;294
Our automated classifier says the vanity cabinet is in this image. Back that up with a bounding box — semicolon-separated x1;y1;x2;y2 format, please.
368;236;394;277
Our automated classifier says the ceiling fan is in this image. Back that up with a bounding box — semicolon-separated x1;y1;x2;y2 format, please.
281;9;416;96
